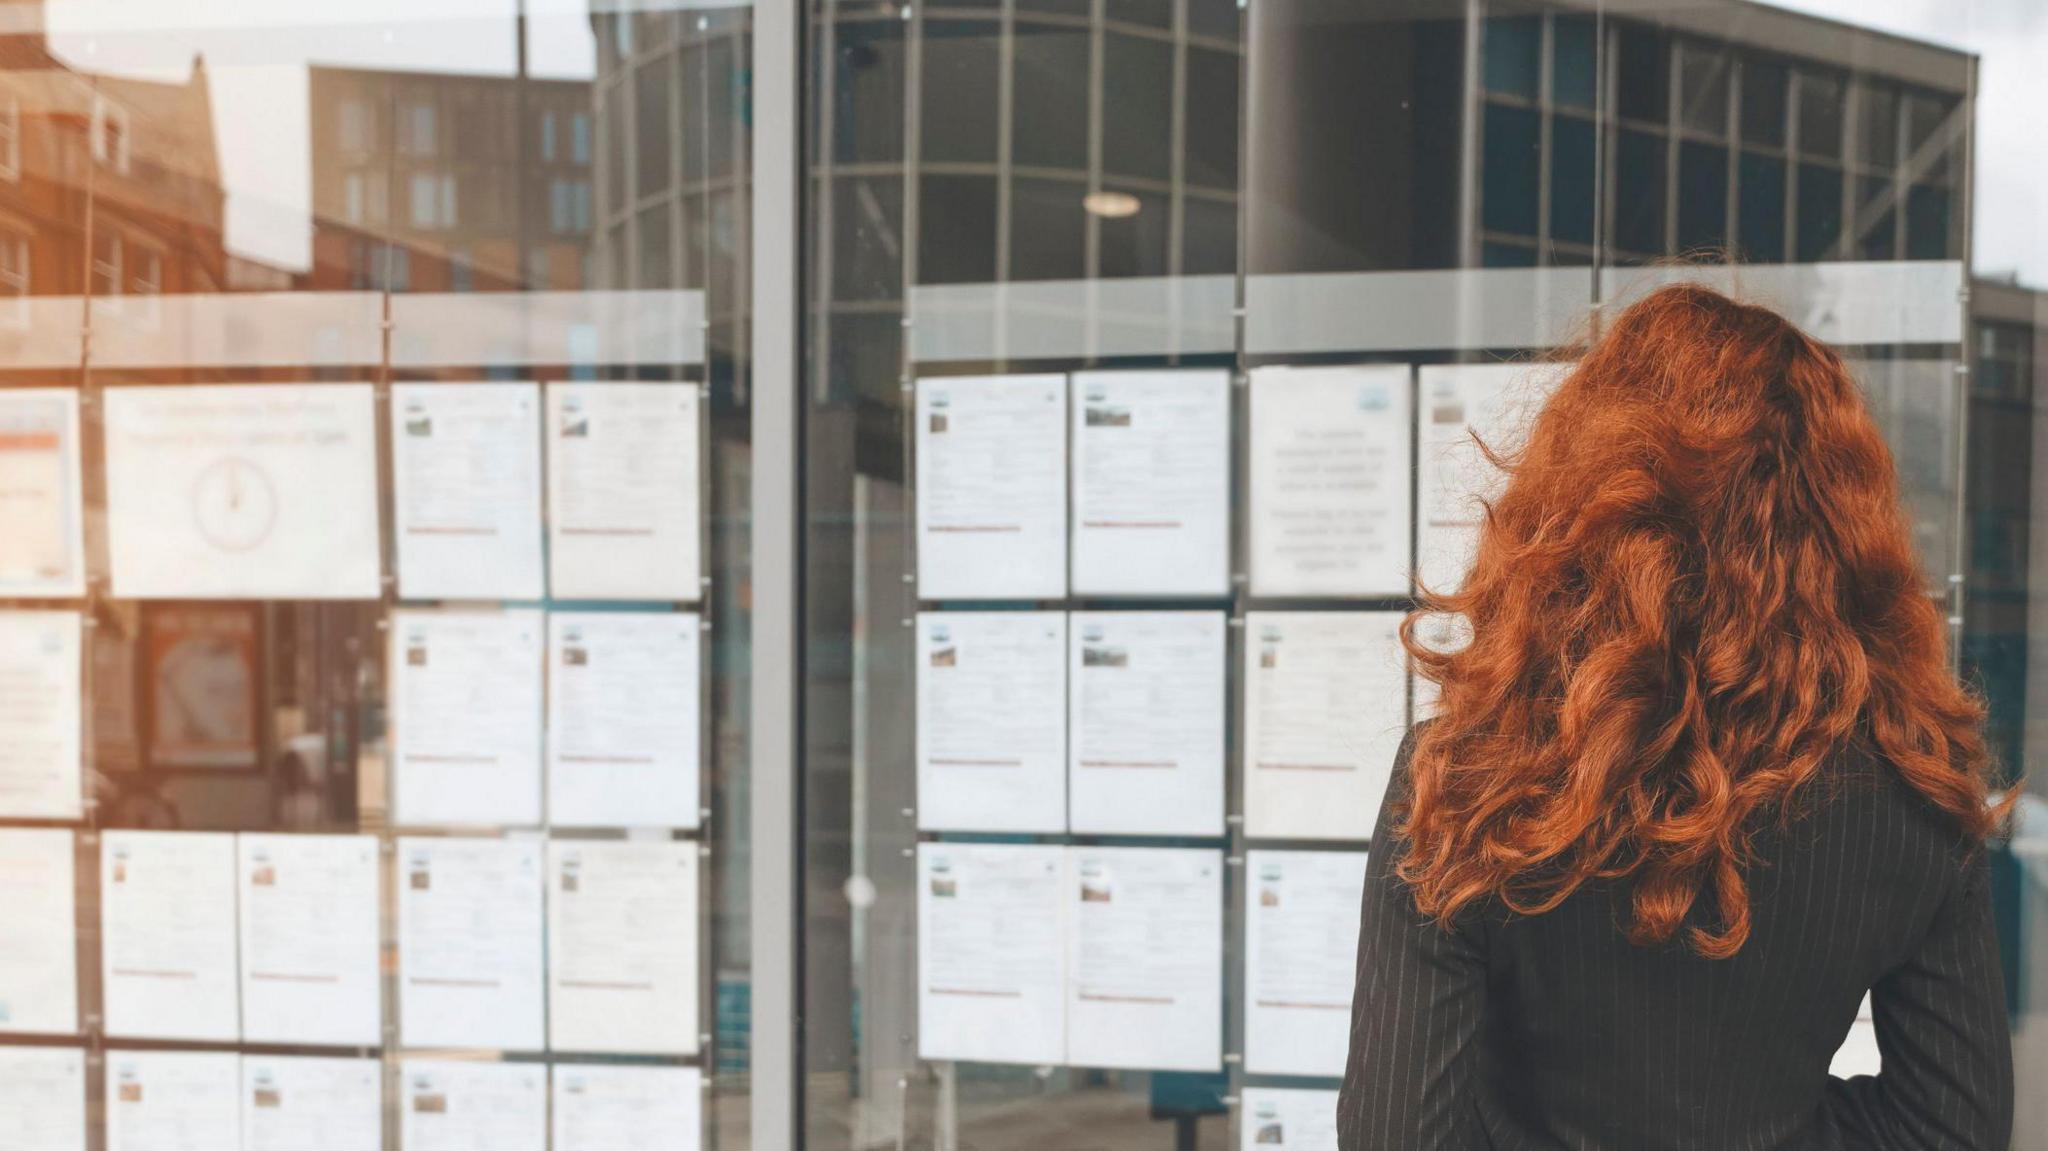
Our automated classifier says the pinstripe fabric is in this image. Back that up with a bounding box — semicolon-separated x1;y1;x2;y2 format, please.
1337;727;2013;1151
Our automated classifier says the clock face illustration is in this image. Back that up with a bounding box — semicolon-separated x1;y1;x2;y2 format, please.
190;457;278;553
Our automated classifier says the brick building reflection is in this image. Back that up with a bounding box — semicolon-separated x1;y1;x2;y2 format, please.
0;15;226;306
306;65;596;294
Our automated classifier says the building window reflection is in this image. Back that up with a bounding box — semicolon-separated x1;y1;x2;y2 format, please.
0;95;19;180
91;94;129;172
401;99;437;156
0;230;27;326
90;229;121;296
337;96;372;153
130;244;162;297
1469;17;1962;268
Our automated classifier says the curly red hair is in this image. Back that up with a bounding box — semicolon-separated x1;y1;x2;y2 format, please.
1399;283;2009;959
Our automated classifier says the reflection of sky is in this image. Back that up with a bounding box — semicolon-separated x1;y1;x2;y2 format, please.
39;0;2048;290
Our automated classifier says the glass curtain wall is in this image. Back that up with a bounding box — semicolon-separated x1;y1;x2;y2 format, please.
0;0;2044;1147
0;1;754;1146
798;0;2046;1148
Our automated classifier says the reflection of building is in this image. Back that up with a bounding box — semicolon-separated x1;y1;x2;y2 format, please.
1465;7;1963;268
806;4;1242;404
1255;2;1966;272
307;65;595;293
587;7;751;386
1968;279;2044;782
0;22;227;305
587;7;755;1078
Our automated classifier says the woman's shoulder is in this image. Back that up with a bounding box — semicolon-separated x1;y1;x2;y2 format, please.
1784;741;1985;884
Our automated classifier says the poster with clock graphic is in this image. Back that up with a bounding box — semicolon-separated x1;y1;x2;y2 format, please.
104;384;382;599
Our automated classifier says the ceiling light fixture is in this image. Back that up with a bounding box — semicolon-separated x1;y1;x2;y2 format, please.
1081;190;1142;219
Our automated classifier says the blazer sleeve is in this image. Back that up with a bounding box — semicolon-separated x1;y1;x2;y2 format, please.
1336;727;1490;1151
1825;850;2014;1151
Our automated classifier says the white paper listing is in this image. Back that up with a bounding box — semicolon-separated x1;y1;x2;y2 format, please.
1243;850;1367;1077
554;1064;703;1151
547;839;700;1055
1070;370;1232;596
101;831;241;1042
1415;363;1562;594
0;610;82;819
103;384;382;600
1248;365;1413;597
241;1056;382;1151
917;842;1066;1065
0;829;77;1035
401;1059;546;1151
0;388;86;597
915;611;1066;833
0;1046;86;1151
1069;612;1227;836
1243;612;1409;841
106;1049;242;1151
390;609;545;828
915;375;1068;600
1066;846;1223;1071
237;835;382;1046
397;836;546;1051
546;382;702;602
1240;1088;1340;1151
391;382;546;601
546;611;702;830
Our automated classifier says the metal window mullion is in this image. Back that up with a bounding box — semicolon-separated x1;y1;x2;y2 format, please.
1457;0;1482;268
1725;55;1740;257
625;59;642;290
1839;75;1858;262
749;0;803;1148
1227;0;1251;1136
1167;0;1188;282
1663;37;1679;256
1949;57;1980;671
729;23;753;384
1536;13;1554;262
1892;85;1909;258
1084;0;1106;283
996;0;1016;284
811;7;840;403
904;2;925;336
669;39;685;291
1590;5;1607;295
1784;68;1801;263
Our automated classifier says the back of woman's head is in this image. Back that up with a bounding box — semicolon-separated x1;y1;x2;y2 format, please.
1399;283;2006;958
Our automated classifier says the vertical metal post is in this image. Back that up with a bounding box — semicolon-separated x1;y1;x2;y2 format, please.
1949;55;1979;674
751;1;804;1149
1456;0;1482;270
515;0;528;288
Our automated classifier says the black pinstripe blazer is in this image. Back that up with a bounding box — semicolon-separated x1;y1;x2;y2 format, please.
1338;727;2013;1151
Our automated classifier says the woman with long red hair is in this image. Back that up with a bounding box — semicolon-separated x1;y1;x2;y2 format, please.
1339;285;2014;1149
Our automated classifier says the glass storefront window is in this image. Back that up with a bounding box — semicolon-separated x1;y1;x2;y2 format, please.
1;0;2045;1147
796;1;2048;1149
0;1;753;1145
